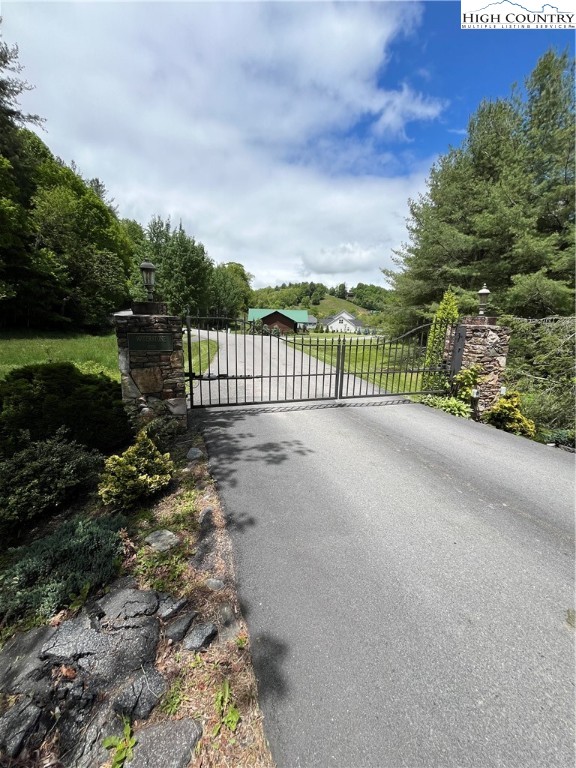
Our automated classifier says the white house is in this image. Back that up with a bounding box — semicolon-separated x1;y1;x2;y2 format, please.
323;310;364;333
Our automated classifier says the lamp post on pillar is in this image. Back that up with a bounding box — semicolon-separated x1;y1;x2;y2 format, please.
140;261;156;301
132;261;167;315
478;283;490;316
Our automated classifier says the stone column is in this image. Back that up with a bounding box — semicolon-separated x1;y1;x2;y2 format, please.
114;310;187;430
456;316;511;414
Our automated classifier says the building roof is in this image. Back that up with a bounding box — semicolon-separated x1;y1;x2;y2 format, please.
248;308;310;323
324;312;364;328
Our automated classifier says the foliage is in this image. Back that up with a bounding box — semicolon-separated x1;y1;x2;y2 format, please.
482;391;536;438
0;427;102;540
420;395;472;418
0;362;132;456
0;515;124;626
161;676;185;716
422;289;459;391
102;717;137;768
387;50;574;325
212;679;241;737
452;364;483;402
157;221;213;315
99;431;174;509
210;262;253;317
503;315;574;434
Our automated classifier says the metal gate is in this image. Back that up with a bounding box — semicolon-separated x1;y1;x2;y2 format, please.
184;315;456;408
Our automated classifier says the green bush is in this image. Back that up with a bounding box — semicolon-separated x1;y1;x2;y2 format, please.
0;515;125;626
452;364;483;402
420;395;472;418
0;428;103;540
99;432;175;509
482;391;536;438
0;362;132;457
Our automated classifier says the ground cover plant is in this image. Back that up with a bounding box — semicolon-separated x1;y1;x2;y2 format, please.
0;361;133;456
0;428;102;541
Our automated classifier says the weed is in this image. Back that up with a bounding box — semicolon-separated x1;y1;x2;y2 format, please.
161;676;185;716
212;679;241;737
235;632;248;650
102;716;137;768
133;546;190;594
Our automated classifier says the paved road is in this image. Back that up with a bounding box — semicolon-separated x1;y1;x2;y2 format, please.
196;400;575;768
188;331;385;406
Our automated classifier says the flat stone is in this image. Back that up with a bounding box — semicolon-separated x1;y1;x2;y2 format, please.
121;373;141;399
166;398;187;416
164;611;199;643
186;446;204;461
62;701;121;768
205;578;225;591
131;367;163;394
0;697;42;757
97;588;159;619
182;623;217;652
41;614;159;688
0;625;56;694
144;530;180;553
156;594;188;620
112;666;167;720
130;719;202;768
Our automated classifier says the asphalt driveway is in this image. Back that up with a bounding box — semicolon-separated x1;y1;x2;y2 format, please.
196;399;574;768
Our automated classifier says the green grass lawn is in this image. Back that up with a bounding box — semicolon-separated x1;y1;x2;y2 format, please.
0;331;217;383
287;336;438;395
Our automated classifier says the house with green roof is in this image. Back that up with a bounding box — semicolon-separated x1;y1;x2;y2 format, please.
247;308;310;334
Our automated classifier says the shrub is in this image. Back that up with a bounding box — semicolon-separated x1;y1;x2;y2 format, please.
99;432;175;509
0;428;103;540
0;515;125;626
0;362;132;457
420;395;472;418
482;391;536;438
452;364;483;402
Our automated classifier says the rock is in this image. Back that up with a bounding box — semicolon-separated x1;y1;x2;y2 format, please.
144;529;180;552
0;697;42;757
182;623;217;652
62;701;121;768
217;604;241;643
112;666;167;720
97;588;159;619
205;578;225;591
130;719;202;768
156;594;188;620
41;614;159;688
199;508;214;534
0;625;56;694
164;611;198;643
186;446;204;461
132;367;163;394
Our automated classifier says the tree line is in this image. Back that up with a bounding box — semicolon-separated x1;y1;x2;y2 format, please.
0;36;253;330
387;49;574;328
2;33;573;333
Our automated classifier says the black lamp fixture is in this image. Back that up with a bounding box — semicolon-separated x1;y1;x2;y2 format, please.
140;261;156;301
478;283;490;315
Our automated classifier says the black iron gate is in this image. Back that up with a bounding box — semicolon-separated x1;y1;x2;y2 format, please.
184;315;457;408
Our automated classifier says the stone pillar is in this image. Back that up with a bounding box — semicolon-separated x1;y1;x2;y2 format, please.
114;310;187;430
457;316;511;414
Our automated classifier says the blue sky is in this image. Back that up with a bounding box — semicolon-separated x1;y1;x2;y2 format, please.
3;2;574;289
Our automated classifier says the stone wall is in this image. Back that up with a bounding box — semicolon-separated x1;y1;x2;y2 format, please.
114;311;187;429
457;316;511;414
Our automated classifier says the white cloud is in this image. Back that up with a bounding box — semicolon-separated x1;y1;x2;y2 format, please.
3;1;442;289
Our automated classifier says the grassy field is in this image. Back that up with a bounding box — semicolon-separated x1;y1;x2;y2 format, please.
0;331;217;383
287;335;438;395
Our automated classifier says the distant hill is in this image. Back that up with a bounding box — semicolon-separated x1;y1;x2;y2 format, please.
309;296;371;320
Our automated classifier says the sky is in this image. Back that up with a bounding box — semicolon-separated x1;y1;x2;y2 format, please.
2;1;574;289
